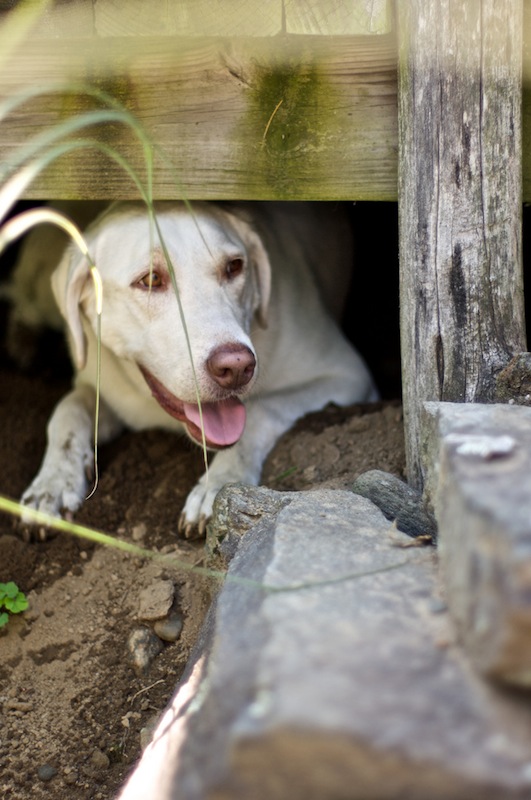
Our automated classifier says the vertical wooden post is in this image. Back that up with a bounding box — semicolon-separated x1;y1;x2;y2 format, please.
397;0;526;489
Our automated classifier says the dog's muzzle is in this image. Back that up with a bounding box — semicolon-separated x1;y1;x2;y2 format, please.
138;364;247;448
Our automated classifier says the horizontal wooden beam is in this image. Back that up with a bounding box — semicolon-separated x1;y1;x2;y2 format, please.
2;20;531;201
0;34;398;201
3;0;393;39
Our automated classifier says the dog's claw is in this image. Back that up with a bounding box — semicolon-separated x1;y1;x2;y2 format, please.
19;522;32;544
16;517;54;543
177;511;208;540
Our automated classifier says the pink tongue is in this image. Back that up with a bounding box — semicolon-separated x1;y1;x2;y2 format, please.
183;397;246;446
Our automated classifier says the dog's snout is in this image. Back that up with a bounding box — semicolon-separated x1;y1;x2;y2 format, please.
207;344;256;390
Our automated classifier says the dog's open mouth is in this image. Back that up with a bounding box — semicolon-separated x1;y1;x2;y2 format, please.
138;365;246;448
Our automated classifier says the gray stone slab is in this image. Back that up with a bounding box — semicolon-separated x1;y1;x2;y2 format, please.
422;402;531;685
120;488;531;800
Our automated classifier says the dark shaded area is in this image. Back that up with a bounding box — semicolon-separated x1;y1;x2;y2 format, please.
345;202;401;400
523;204;531;350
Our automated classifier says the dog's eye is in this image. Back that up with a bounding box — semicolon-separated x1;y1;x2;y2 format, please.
225;258;244;280
137;271;163;289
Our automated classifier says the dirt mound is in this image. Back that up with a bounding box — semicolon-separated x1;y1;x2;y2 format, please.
0;304;404;799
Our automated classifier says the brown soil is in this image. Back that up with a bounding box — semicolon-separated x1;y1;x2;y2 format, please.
0;305;405;800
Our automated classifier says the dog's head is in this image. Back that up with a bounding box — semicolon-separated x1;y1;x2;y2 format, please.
51;201;272;448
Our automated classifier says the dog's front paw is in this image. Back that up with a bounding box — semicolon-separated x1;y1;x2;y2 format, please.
178;475;222;540
19;465;90;541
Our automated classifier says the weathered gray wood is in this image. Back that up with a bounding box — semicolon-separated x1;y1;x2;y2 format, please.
285;0;392;35
94;0;284;38
0;34;398;200
22;0;393;39
521;0;531;202
3;1;531;201
0;0;95;39
397;0;526;490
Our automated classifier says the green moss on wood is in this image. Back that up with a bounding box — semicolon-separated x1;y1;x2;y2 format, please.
246;54;338;199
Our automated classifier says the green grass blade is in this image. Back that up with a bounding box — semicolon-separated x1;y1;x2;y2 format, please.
0;109;152;183
0;138;151;223
0;207;91;259
0;81;148;131
0;494;227;583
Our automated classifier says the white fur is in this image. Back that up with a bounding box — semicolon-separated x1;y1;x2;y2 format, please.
18;201;377;537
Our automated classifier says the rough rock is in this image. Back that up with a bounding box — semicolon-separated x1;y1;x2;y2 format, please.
206;483;296;563
120;488;531;800
422;402;531;685
127;627;164;674
37;764;58;783
153;612;184;643
138;580;175;621
495;353;531;405
351;468;437;538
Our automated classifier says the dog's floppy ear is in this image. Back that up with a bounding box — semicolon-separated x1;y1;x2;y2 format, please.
51;246;92;371
245;228;271;328
225;208;271;328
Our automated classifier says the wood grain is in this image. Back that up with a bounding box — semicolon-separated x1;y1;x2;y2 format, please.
0;34;398;200
398;0;526;489
94;0;283;38
285;0;391;35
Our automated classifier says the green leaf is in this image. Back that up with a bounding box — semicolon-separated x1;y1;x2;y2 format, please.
5;592;29;614
0;612;9;628
0;582;20;603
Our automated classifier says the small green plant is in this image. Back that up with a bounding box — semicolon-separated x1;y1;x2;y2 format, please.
0;582;29;628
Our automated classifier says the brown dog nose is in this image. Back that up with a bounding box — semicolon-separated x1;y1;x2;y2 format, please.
207;344;256;390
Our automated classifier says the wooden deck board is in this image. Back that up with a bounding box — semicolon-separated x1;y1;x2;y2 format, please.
0;34;398;200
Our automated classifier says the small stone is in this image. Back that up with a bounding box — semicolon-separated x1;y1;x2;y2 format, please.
6;700;33;712
128;627;164;673
90;747;110;770
138;580;174;621
37;764;58;782
63;770;79;786
153;612;183;643
132;523;147;542
351;469;437;539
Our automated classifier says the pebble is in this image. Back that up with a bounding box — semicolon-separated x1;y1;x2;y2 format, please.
351;469;438;539
153;611;183;642
90;747;110;770
138;580;175;621
37;764;58;782
63;769;79;786
5;700;33;712
131;523;147;542
128;627;164;672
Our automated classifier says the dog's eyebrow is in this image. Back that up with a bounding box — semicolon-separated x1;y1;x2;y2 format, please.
146;247;169;272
